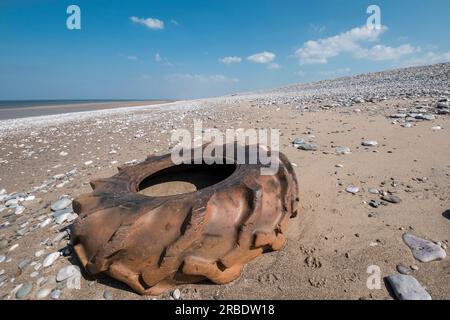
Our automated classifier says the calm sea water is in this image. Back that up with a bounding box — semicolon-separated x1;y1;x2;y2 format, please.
0;100;146;109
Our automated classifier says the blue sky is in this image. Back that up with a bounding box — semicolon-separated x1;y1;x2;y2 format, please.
1;0;449;100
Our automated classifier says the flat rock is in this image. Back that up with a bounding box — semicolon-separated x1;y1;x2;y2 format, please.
381;195;402;204
16;282;33;299
403;233;446;262
335;146;351;154
292;138;305;145
51;197;72;212
50;289;61;299
296;143;318;151
56;265;81;282
36;288;51;299
385;274;431;300
346;186;359;194
43;252;60;268
396;264;410;275
362;140;378;147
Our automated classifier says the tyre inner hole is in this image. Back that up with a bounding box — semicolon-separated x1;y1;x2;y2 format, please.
138;163;237;197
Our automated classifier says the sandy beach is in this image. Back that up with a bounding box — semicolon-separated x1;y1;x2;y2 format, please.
0;63;449;300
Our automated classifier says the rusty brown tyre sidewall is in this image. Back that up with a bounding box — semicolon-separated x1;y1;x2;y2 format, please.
71;144;299;295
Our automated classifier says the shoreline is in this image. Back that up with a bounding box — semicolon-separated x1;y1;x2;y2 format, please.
0;100;173;121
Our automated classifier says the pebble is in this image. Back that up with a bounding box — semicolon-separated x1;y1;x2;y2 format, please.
385;274;431;300
296;143;318;151
35;250;45;258
335;146;351;154
51;197;72;211
396;264;410;275
417;114;435;121
50;289;61;299
43;252;61;268
59;151;68;156
362;140;378;147
0;240;8;249
172;288;181;300
0;274;8;283
18;259;31;271
84;160;93;166
103;290;112;300
39;218;52;228
369;200;379;208
403;233;446;262
15;282;33;299
411;265;419;271
36;276;46;286
36;288;51;299
292;138;305;145
381;195;402;204
8;244;19;252
14;206;25;215
368;188;379;194
56;265;81;282
55;212;73;225
431;126;442;130
0;255;5;263
346;186;359;194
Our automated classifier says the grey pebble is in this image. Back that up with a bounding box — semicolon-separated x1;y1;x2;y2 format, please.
335;146;351;154
36;288;51;299
385;274;431;300
16;282;33;299
396;264;411;275
51;197;72;212
403;233;447;262
50;289;61;299
56;265;81;282
103;290;112;300
381;195;402;204
296;143;318;151
172;288;181;300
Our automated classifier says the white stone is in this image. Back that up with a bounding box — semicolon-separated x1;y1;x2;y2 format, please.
43;252;60;268
56;265;81;282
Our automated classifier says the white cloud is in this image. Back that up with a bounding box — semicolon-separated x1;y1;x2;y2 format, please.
355;44;417;61
167;73;239;83
219;56;242;65
267;63;281;70
126;55;138;61
130;16;164;30
167;74;239;83
170;19;179;26
155;53;173;66
247;51;276;64
295;25;417;65
319;68;351;76
399;51;450;67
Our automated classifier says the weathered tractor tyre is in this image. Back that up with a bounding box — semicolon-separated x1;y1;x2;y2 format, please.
71;144;299;295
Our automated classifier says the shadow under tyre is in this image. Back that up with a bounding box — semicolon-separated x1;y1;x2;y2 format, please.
71;144;299;295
